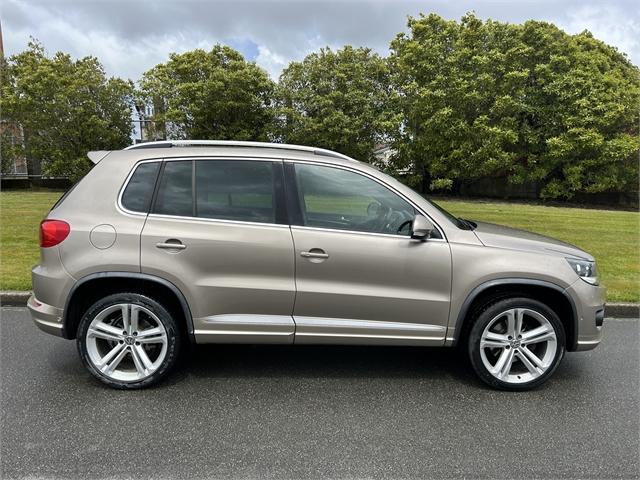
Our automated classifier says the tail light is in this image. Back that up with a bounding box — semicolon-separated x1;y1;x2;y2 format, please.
40;220;70;248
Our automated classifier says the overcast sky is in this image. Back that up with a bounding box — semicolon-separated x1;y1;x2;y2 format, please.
2;0;639;81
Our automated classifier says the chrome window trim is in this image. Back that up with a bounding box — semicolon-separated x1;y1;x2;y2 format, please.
291;225;446;242
286;159;448;241
146;212;291;229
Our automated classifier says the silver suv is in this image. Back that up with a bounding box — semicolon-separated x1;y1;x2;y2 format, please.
28;141;605;390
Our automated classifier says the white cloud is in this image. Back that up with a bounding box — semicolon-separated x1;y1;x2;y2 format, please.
558;4;640;64
255;45;289;79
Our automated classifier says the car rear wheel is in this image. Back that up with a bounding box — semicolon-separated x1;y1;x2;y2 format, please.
77;293;181;389
468;297;565;391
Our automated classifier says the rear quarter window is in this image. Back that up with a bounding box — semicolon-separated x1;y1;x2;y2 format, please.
121;162;161;213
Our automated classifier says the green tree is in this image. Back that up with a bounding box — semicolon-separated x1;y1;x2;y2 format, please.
276;46;393;163
389;13;640;198
139;45;275;141
0;41;134;180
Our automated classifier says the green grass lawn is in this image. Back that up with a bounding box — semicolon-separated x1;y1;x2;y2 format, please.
1;191;63;291
437;199;639;303
1;191;638;302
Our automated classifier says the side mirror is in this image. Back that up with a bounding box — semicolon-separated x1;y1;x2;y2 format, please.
411;215;435;241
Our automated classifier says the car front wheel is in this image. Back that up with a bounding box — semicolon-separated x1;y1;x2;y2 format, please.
468;297;566;391
77;293;181;389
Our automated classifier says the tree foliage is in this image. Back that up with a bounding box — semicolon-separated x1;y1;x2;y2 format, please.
276;46;392;163
389;13;640;198
0;41;133;180
139;45;275;141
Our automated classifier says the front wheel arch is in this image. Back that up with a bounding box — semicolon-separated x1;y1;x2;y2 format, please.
453;278;578;351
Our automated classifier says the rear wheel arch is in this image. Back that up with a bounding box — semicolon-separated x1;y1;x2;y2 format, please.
63;272;194;342
453;278;577;351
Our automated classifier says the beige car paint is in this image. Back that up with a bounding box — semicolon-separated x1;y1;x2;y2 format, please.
28;143;605;355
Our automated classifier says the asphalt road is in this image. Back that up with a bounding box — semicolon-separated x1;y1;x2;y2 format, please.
1;307;638;479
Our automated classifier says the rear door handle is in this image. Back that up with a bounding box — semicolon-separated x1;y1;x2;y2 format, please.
156;240;186;250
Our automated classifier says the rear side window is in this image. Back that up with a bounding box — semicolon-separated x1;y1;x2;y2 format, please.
153;161;193;217
121;162;160;213
196;160;275;223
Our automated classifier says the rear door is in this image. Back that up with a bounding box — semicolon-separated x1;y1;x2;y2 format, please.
287;162;452;345
140;158;296;343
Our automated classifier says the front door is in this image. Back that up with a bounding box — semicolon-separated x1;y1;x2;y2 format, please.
140;158;296;343
287;162;452;345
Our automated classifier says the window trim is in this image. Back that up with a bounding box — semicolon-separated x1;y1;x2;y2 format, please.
284;159;446;241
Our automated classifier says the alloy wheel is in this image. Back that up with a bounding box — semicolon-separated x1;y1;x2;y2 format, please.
479;308;558;384
85;303;168;382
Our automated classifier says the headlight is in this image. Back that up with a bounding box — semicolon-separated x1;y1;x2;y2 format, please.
566;258;599;285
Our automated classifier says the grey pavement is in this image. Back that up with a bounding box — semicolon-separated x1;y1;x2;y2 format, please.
1;307;638;479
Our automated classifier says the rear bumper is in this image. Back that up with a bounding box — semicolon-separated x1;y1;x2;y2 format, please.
27;294;65;337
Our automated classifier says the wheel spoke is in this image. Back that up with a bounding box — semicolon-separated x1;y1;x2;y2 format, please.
96;342;124;367
100;344;128;374
130;346;147;376
492;347;515;379
121;304;130;334
485;331;509;342
482;340;508;349
520;346;545;370
505;310;516;337
482;331;509;349
130;305;140;334
136;327;166;344
93;321;124;337
480;332;509;348
88;325;122;342
514;309;524;337
516;350;542;376
134;345;154;371
521;325;555;345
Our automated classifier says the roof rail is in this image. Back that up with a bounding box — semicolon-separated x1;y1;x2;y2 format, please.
124;140;357;163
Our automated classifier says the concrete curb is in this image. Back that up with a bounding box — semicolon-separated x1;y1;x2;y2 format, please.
1;290;638;318
605;303;640;319
1;291;31;307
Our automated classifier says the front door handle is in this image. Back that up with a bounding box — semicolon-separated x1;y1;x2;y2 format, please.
156;240;186;251
300;249;329;259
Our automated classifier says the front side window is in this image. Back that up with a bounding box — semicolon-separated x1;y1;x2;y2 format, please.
294;163;416;235
153;160;193;217
195;160;275;223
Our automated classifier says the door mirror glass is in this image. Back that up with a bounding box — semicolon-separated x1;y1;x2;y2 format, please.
411;215;435;240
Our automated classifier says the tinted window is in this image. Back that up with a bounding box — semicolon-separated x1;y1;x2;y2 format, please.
121;162;160;213
153;161;193;217
295;164;415;235
196;160;275;223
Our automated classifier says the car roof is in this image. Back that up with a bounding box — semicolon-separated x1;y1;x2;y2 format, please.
91;140;362;170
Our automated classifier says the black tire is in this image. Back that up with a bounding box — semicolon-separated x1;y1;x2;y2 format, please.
77;293;181;389
468;297;565;391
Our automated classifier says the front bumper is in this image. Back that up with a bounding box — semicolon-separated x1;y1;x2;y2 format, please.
566;279;606;351
27;294;65;337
